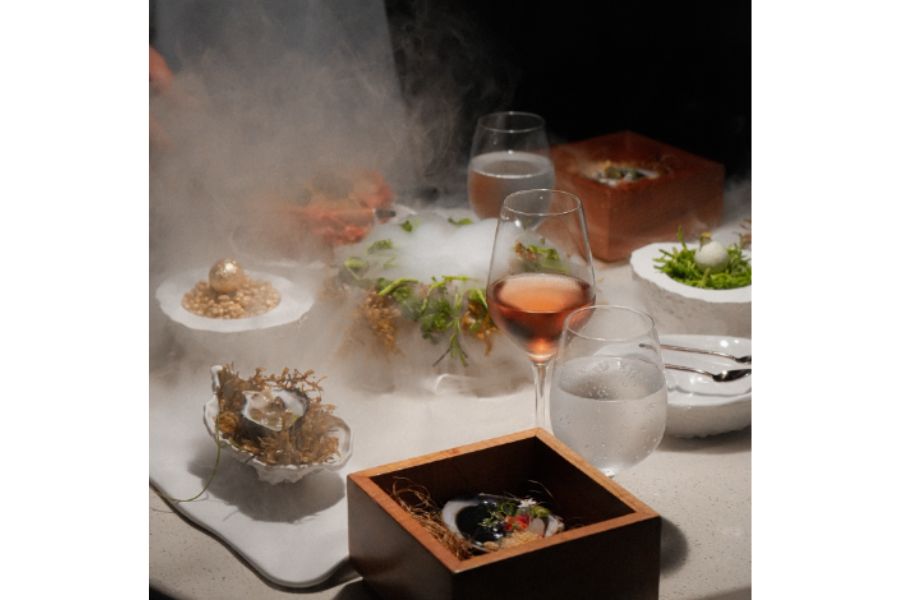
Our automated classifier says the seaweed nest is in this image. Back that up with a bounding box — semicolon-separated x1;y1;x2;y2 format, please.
214;365;340;466
390;479;476;560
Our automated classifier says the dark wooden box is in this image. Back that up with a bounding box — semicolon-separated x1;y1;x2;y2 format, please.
347;429;660;600
551;131;724;263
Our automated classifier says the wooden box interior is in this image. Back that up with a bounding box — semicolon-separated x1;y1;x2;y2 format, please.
369;435;633;528
348;429;660;600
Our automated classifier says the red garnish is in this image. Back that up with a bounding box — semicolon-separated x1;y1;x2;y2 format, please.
503;514;530;531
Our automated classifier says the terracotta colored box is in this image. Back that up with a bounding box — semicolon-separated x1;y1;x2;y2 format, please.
551;131;724;263
347;429;661;600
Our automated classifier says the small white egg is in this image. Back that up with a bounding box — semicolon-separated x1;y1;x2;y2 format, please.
695;240;729;273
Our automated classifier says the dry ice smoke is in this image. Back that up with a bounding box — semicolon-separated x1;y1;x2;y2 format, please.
324;213;532;393
386;0;518;189
149;1;526;392
150;0;513;272
151;0;409;273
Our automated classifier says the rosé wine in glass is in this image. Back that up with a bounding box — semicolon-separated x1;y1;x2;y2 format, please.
485;189;595;428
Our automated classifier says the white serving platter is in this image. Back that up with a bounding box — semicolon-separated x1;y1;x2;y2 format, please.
150;364;533;587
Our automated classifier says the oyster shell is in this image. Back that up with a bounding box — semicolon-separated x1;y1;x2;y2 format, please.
241;388;309;432
441;493;564;552
205;365;352;484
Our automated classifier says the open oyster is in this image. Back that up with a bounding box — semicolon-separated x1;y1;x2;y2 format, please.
204;365;352;484
441;493;564;552
241;388;308;433
589;161;660;186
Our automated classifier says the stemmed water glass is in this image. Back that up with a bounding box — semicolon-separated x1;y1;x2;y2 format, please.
486;189;596;428
549;305;668;477
468;111;554;219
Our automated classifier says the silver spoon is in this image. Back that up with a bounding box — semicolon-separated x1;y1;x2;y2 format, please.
665;364;752;382
651;343;752;364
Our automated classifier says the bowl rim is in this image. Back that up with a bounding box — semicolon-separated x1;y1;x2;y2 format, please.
630;242;751;304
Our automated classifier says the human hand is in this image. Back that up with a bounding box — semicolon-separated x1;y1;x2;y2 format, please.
150;46;172;94
150;46;172;149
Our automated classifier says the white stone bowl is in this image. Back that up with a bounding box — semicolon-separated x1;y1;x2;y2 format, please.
630;242;751;338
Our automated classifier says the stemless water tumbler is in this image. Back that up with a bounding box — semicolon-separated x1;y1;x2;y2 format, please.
549;305;667;477
467;111;554;219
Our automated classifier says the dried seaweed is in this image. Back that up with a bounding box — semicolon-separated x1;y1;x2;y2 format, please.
358;290;401;353
214;365;339;467
390;478;476;560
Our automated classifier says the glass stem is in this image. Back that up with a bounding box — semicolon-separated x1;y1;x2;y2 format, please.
532;361;551;430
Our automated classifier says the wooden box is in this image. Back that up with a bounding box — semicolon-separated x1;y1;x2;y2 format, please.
551;131;724;262
347;429;661;600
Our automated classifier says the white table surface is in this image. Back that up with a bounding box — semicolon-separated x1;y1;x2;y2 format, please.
150;196;752;599
151;426;750;600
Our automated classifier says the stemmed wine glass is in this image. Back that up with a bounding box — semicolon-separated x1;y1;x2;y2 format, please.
486;189;596;428
549;305;668;477
468;111;554;219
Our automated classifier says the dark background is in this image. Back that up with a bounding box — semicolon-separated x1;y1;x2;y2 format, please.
150;1;750;179
386;0;750;179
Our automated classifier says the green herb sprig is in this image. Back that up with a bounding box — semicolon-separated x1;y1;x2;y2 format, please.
478;497;553;530
515;241;568;274
340;247;496;365
367;239;394;253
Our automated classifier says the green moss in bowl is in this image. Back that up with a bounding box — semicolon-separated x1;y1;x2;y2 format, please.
654;231;751;290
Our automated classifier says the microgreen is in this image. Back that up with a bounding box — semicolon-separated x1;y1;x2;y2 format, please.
448;217;473;226
340;256;369;285
478;497;553;531
367;239;394;254
343;256;368;272
654;228;751;289
340;251;496;365
515;241;568;274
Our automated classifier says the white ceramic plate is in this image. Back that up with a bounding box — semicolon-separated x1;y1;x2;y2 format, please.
155;268;314;333
662;334;751;438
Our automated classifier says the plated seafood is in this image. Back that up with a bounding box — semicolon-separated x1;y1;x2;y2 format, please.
182;258;281;319
204;365;352;484
586;160;662;186
441;493;564;552
277;170;394;246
